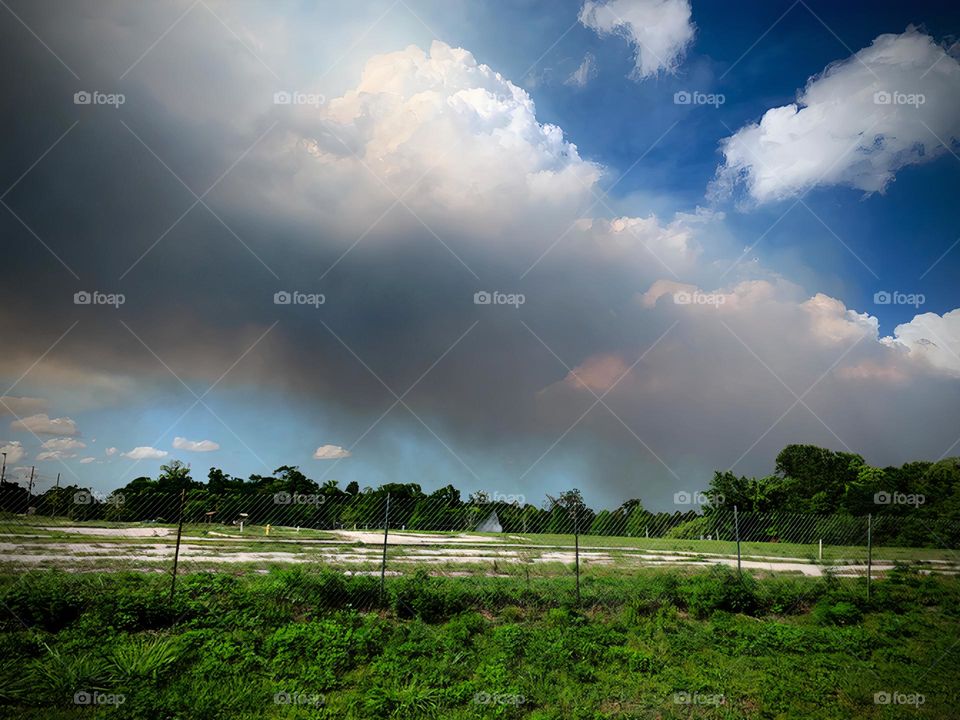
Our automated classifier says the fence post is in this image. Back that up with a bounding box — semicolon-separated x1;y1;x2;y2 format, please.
169;489;186;601
733;505;741;577
379;493;391;606
573;503;580;606
866;513;872;602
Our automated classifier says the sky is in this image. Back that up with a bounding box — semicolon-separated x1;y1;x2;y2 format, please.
1;0;959;510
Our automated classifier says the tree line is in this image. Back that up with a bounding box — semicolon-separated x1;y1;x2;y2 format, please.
1;444;957;547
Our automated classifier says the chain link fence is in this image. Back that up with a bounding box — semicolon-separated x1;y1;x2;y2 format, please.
2;488;958;611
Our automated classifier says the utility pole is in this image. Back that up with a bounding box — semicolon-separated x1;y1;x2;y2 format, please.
0;451;6;485
27;466;35;501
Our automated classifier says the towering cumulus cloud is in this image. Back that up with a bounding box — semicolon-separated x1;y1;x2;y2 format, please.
713;28;960;204
290;41;601;228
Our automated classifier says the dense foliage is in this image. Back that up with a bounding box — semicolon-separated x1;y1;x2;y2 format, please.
2;444;958;547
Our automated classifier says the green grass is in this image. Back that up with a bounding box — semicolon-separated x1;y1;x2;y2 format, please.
0;567;957;718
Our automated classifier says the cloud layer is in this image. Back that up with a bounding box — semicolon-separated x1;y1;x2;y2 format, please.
10;414;78;436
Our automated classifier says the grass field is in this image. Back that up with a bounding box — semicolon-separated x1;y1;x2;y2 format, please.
2;519;959;717
0;566;958;719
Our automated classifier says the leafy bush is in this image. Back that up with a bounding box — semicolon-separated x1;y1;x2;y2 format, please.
682;568;759;618
392;570;445;621
811;599;862;626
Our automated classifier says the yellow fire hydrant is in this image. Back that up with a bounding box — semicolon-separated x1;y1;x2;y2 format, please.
265;524;270;536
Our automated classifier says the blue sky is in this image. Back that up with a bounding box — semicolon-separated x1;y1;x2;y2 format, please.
1;0;958;509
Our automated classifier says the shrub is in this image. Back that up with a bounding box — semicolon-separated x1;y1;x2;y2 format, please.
391;570;445;621
683;568;759;618
811;599;862;626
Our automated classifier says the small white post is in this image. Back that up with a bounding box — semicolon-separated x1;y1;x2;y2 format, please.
239;521;244;533
818;539;822;561
645;526;649;539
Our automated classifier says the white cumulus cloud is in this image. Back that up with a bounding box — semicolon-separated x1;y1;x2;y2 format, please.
280;41;601;230
313;444;351;460
579;0;694;79
883;308;960;375
123;446;168;460
713;27;960;205
173;436;220;452
36;437;87;461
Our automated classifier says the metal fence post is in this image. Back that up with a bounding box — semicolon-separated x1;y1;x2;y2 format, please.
169;489;186;601
379;493;391;606
866;513;872;602
573;503;580;606
734;505;741;577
